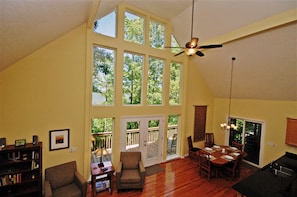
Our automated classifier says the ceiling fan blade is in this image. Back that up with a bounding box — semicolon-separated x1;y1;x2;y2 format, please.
196;51;204;57
174;51;185;57
199;44;223;49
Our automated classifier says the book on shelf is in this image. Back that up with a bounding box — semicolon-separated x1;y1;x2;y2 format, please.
7;151;20;161
31;160;39;170
95;180;110;192
0;173;22;186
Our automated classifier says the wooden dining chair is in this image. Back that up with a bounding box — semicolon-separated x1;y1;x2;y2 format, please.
187;136;200;160
198;150;218;181
205;132;215;147
221;153;243;180
232;141;244;151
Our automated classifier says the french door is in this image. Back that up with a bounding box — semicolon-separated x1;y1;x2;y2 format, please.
121;116;164;167
227;117;265;167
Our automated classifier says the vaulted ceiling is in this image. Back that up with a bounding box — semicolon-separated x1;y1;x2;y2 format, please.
0;0;296;101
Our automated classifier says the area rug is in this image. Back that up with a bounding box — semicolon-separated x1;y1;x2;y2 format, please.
145;164;165;176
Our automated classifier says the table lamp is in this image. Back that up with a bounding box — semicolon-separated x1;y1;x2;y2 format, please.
96;146;107;167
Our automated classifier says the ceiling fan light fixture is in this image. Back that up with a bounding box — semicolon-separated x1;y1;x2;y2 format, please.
185;48;198;56
165;0;222;57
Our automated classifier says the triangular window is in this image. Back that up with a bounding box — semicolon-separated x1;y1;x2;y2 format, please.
94;11;116;38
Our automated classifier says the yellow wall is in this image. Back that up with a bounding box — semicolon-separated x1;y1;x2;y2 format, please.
184;60;215;151
213;98;297;166
0;72;2;132
0;24;87;174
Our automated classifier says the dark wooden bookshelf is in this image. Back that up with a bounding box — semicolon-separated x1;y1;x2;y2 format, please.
0;142;42;197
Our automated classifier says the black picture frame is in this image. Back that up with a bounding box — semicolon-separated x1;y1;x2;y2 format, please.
49;129;70;151
15;139;26;147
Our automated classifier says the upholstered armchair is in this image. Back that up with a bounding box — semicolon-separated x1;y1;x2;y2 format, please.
116;152;145;192
44;161;87;197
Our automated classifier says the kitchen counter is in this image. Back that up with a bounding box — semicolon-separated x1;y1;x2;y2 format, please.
232;152;297;197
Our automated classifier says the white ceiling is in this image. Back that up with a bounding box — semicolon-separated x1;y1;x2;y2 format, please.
0;0;296;101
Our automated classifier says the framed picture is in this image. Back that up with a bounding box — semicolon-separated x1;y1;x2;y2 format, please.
15;139;26;147
49;129;70;151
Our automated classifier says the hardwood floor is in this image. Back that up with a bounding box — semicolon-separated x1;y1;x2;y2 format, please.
87;157;255;197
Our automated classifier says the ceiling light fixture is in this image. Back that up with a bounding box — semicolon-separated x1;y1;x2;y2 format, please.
220;57;238;131
185;48;199;56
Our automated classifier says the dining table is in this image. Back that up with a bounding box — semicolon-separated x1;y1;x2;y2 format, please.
199;145;243;166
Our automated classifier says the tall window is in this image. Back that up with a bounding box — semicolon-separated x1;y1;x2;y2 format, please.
122;52;144;105
92;46;115;106
94;11;116;38
167;115;179;156
169;62;181;105
147;57;164;105
124;11;144;44
91;118;113;163
149;20;165;49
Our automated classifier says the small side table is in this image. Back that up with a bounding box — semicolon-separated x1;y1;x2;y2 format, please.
91;162;115;197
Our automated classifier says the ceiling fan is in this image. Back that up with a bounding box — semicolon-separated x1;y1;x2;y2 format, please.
165;0;222;57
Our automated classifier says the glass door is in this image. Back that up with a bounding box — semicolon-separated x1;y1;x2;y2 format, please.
121;116;164;167
228;117;264;166
243;121;262;165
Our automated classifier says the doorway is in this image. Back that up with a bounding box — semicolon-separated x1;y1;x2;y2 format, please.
227;117;265;167
121;116;164;167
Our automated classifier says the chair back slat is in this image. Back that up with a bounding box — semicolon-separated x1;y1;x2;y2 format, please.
205;133;214;147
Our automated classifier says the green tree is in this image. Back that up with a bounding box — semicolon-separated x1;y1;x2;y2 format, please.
169;62;181;105
150;21;164;48
126;121;140;129
93;47;114;105
123;53;143;104
91;118;113;133
168;115;179;126
124;12;144;44
147;57;164;105
171;35;182;54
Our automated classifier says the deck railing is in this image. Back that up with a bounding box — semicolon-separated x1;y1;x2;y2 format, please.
91;125;178;151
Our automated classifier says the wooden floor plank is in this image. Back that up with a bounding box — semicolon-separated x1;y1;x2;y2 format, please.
87;157;255;197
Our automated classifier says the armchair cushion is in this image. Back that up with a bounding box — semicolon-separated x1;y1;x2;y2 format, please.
53;183;81;197
121;169;141;183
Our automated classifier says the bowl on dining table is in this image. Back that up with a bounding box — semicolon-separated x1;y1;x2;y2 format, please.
205;155;214;159
230;146;238;151
205;147;212;151
213;145;220;149
223;155;234;160
231;152;240;157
